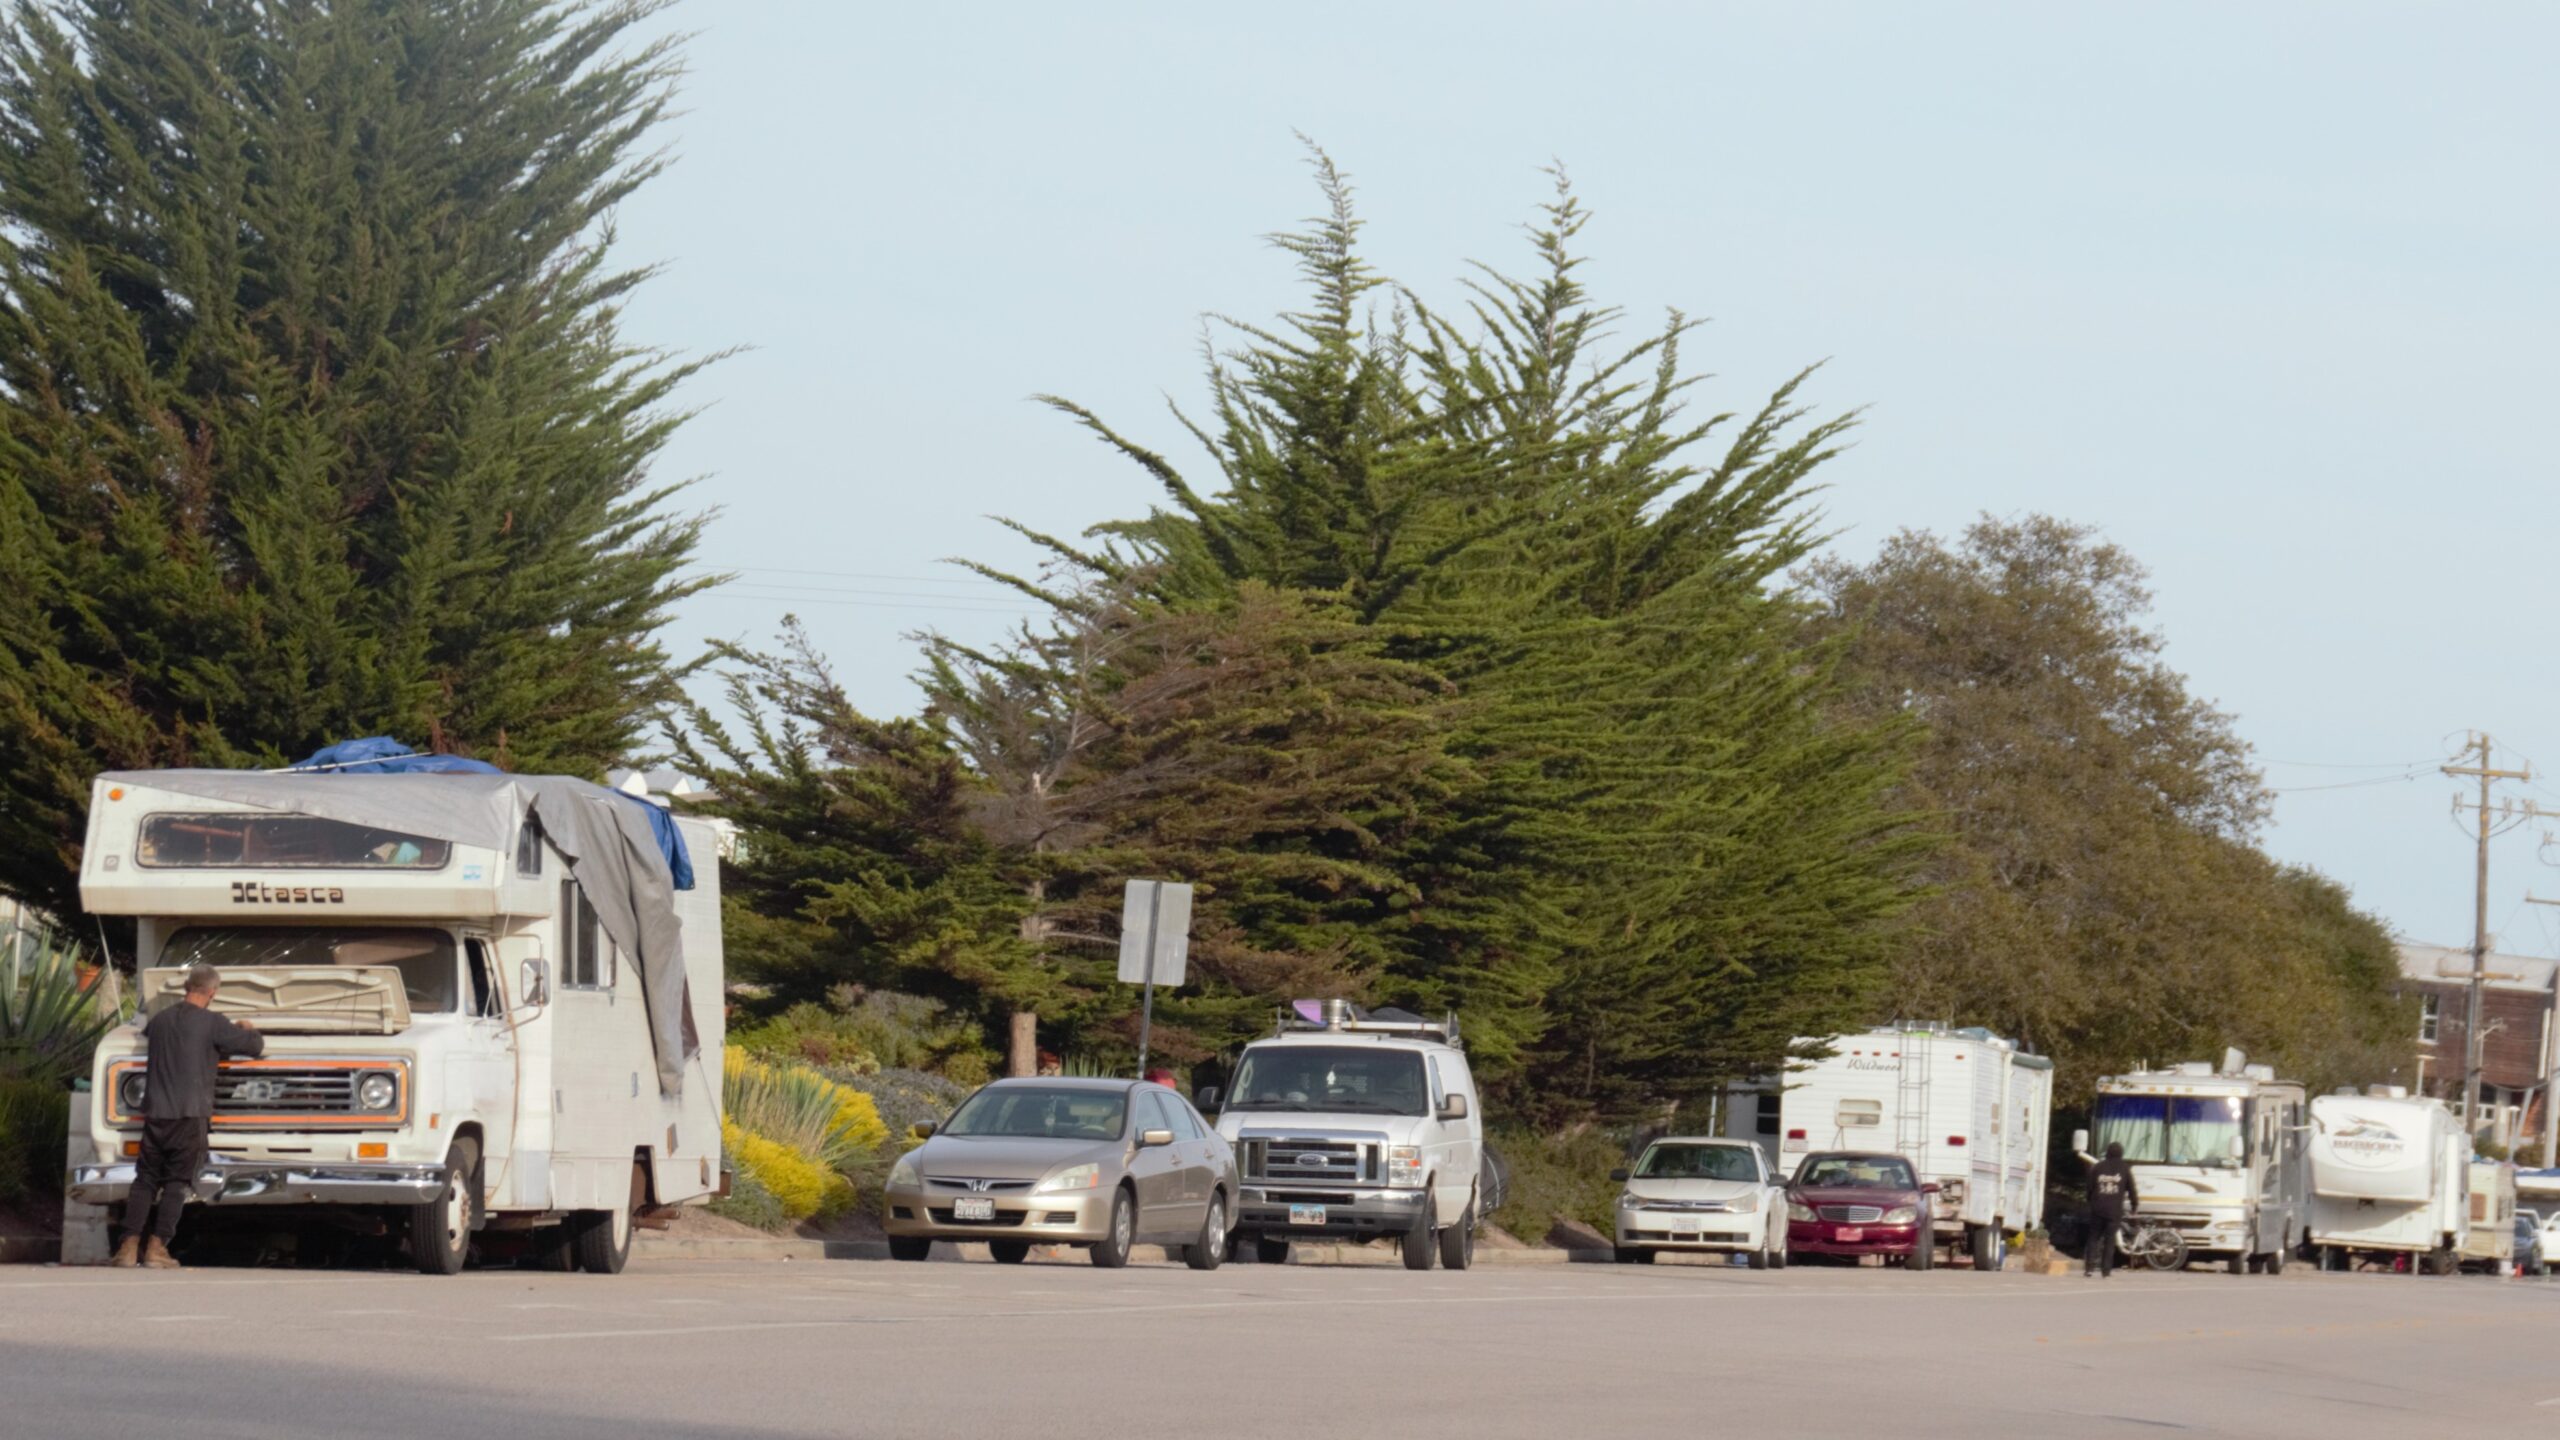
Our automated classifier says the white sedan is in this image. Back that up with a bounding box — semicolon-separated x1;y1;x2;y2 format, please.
1611;1136;1787;1269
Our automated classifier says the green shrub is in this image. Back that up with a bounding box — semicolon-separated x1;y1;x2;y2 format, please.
706;1157;788;1232
0;1078;67;1209
733;987;993;1080
1487;1126;1630;1240
723;1047;886;1170
832;1066;967;1147
0;928;115;1088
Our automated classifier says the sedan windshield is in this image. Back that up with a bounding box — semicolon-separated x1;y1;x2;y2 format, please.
1795;1156;1916;1190
1636;1144;1761;1182
2093;1094;2246;1168
943;1086;1128;1141
162;926;458;1013
1225;1046;1427;1115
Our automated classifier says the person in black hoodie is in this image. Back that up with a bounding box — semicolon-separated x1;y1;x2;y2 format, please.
2084;1141;2138;1278
112;966;263;1269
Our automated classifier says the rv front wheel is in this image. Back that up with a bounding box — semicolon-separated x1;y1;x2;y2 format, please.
410;1137;480;1276
571;1161;641;1275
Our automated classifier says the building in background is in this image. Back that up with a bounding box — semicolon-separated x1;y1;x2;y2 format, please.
2397;940;2560;1157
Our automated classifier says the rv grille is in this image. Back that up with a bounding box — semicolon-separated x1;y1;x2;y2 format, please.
1242;1137;1379;1186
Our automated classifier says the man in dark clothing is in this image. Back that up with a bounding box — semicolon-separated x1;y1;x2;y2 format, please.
113;966;262;1269
2084;1140;2139;1278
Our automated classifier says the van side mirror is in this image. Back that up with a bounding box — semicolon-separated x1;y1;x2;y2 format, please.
1138;1128;1175;1149
1194;1086;1222;1113
1609;1168;1630;1183
519;958;548;1007
1438;1093;1470;1121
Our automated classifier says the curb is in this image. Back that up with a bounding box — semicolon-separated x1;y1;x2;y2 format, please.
638;1234;1656;1267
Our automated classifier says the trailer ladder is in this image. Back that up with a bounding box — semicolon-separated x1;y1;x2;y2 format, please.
1895;1026;1932;1170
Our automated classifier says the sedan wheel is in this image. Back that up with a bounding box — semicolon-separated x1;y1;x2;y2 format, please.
1090;1188;1136;1269
1187;1196;1227;1272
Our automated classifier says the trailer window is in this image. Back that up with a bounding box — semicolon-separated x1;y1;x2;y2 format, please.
140;813;449;870
1836;1099;1883;1130
1755;1092;1780;1138
163;926;458;1012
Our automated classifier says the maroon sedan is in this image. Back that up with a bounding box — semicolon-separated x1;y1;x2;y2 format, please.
1785;1151;1937;1270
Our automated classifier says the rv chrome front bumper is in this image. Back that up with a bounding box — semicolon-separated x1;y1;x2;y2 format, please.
67;1159;447;1208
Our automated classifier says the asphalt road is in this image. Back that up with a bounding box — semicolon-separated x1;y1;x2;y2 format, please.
3;1253;2556;1439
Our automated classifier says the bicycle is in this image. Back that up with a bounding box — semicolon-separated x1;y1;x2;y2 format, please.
2113;1216;2189;1272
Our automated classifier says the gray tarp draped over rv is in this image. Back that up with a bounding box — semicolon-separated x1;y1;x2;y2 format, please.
101;771;700;1095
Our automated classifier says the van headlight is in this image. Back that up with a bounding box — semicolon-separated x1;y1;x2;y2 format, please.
357;1073;398;1111
1036;1163;1100;1194
117;1071;148;1117
1387;1145;1424;1188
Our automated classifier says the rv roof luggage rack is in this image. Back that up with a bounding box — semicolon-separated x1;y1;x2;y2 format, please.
1279;998;1461;1048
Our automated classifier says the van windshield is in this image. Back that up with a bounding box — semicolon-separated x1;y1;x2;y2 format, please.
1226;1046;1428;1116
2094;1094;2246;1168
163;926;459;1013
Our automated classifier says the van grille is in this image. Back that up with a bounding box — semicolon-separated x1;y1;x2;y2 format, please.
215;1068;364;1115
1243;1137;1379;1186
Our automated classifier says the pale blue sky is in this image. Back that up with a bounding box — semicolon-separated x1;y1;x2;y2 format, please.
615;2;2560;957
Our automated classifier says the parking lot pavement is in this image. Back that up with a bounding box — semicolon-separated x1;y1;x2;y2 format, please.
3;1259;2556;1440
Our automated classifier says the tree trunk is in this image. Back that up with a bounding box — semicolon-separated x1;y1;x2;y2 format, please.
1009;1010;1038;1078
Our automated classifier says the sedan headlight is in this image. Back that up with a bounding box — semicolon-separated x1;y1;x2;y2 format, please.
116;1071;148;1117
1617;1190;1644;1209
887;1154;920;1190
1882;1206;1919;1225
1788;1200;1816;1223
1386;1145;1424;1188
356;1073;398;1111
1036;1163;1101;1194
1727;1192;1761;1214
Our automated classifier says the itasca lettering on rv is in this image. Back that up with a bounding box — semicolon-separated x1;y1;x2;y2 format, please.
229;882;348;905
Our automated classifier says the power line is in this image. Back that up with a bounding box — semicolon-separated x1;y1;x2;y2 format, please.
2270;769;2430;794
2264;757;2438;771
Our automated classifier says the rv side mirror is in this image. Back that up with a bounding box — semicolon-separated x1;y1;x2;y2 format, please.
1438;1093;1470;1121
520;958;549;1007
1609;1168;1631;1183
2228;1134;2246;1161
1138;1128;1175;1149
1194;1086;1222;1113
2071;1128;2091;1159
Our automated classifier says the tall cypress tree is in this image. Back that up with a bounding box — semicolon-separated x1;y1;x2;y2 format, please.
0;0;707;917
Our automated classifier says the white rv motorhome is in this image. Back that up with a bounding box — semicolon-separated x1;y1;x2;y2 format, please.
2080;1055;2307;1275
2306;1088;2466;1271
1725;1023;2053;1269
65;769;724;1274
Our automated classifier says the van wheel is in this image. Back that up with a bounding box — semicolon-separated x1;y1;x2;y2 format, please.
2263;1236;2286;1276
990;1240;1030;1265
572;1161;642;1275
411;1137;480;1276
1439;1195;1476;1271
1401;1212;1436;1271
1253;1236;1291;1266
1187;1195;1228;1272
1089;1187;1135;1269
888;1236;931;1262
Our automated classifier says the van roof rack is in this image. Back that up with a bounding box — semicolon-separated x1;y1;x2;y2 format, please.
1279;998;1461;1048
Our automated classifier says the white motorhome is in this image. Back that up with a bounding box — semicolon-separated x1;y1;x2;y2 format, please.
65;769;724;1274
2307;1088;2467;1271
1205;1001;1484;1272
2080;1055;2307;1275
1724;1023;2052;1269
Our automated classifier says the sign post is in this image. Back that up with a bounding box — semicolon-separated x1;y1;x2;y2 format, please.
1118;879;1193;1074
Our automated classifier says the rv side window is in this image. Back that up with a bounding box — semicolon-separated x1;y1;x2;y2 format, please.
1837;1099;1883;1129
465;939;497;1017
1756;1093;1780;1137
516;824;543;877
558;880;613;990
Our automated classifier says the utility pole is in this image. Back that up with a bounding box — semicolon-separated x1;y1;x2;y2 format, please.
2444;732;2530;1135
2526;886;2560;1166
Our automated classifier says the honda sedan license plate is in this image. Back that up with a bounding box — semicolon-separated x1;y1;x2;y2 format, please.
1289;1204;1327;1227
953;1197;996;1222
1836;1226;1863;1243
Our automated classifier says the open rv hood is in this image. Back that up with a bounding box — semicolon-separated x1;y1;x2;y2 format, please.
142;965;412;1035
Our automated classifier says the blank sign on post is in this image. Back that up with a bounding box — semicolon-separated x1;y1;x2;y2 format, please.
1117;879;1194;987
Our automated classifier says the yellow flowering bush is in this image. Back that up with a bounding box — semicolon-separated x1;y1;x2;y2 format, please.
717;1048;883;1228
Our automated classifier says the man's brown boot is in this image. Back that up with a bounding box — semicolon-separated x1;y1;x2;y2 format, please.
108;1236;139;1268
140;1237;182;1270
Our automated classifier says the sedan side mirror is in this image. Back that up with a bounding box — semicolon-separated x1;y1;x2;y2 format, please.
910;1122;935;1141
1138;1128;1175;1149
1438;1093;1470;1121
519;958;549;1007
1194;1086;1222;1113
1921;1182;1941;1194
1609;1168;1630;1183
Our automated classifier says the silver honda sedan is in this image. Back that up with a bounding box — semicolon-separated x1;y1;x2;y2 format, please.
882;1078;1239;1268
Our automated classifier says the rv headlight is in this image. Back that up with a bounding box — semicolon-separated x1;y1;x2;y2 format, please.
356;1073;398;1111
1882;1206;1919;1225
887;1154;920;1191
116;1071;148;1116
1036;1163;1100;1194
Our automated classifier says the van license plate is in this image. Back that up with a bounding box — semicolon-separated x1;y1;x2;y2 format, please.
1836;1226;1863;1242
1289;1204;1327;1227
953;1197;996;1222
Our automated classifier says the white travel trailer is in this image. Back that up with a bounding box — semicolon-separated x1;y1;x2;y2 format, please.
2079;1054;2307;1275
2307;1088;2467;1271
2460;1160;2517;1274
65;768;724;1274
1725;1024;2053;1269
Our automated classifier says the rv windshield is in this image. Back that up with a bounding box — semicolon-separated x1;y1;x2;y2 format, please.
2093;1094;2246;1168
162;926;459;1013
1225;1046;1428;1115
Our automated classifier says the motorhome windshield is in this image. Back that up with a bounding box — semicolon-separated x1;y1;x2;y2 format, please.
140;812;450;869
1226;1046;1427;1115
2094;1094;2246;1168
162;926;459;1013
